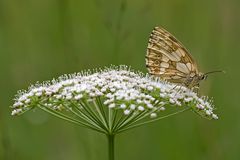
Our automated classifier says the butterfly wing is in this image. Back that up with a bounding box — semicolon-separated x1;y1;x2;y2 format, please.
146;26;199;84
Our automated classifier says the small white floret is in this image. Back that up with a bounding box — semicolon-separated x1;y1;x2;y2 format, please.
138;106;144;111
150;113;157;118
25;99;31;104
108;103;116;108
124;109;130;115
120;104;126;109
35;92;42;97
212;114;218;120
130;104;136;110
206;110;211;116
75;94;83;100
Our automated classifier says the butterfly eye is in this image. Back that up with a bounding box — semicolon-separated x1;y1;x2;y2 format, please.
201;75;207;80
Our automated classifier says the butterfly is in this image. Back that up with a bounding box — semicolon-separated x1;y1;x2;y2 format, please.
145;26;222;89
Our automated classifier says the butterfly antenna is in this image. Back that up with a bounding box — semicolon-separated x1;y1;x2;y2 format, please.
204;70;225;76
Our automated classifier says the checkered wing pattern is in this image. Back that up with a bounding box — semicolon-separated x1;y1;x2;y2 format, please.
146;26;199;84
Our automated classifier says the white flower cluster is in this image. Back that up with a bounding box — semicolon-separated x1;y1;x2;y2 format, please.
11;66;218;120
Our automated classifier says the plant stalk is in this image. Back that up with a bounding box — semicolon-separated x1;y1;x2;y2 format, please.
107;134;115;160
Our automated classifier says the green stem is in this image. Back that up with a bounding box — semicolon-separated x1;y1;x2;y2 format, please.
117;107;191;133
107;134;115;160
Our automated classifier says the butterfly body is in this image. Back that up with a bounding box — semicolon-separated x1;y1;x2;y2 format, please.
146;26;206;88
184;73;206;88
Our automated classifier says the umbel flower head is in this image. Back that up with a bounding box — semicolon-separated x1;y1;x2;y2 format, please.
11;65;218;134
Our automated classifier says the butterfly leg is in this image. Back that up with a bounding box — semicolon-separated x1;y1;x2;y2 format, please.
192;86;200;95
170;84;184;97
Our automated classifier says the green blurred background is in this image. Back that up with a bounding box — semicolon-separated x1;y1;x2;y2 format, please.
0;0;239;159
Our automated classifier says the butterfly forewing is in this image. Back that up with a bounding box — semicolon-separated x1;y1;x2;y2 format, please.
146;26;199;84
